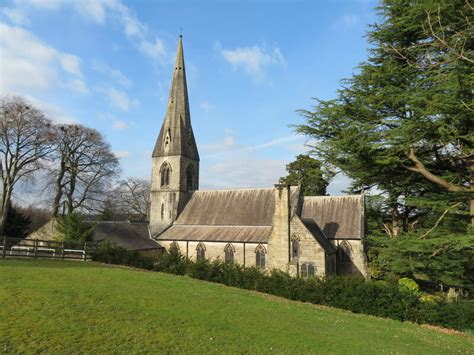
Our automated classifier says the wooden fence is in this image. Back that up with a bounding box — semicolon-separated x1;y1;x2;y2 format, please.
1;236;98;261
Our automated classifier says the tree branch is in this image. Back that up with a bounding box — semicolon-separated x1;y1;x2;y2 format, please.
406;147;471;192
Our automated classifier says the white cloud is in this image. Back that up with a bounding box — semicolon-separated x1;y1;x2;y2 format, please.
200;134;237;156
8;0;169;62
0;22;85;94
138;37;166;61
2;7;30;25
112;120;129;130
59;53;82;76
199;134;306;189
81;0;168;61
220;44;285;78
201;157;287;189
199;101;215;113
114;150;130;159
14;0;62;10
202;134;302;158
92;60;132;87
73;0;106;24
97;86;138;111
66;79;88;94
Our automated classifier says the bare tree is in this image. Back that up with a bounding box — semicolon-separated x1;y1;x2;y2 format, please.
0;96;54;235
112;177;150;221
50;124;120;217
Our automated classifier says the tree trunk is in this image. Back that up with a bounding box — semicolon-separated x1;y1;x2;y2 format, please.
0;184;12;236
470;159;474;229
391;205;400;237
51;161;66;218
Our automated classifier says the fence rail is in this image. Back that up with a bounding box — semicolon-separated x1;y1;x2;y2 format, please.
1;236;98;261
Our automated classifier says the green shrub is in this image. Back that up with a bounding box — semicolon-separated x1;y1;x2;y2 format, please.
92;242;157;270
398;278;421;297
153;248;188;275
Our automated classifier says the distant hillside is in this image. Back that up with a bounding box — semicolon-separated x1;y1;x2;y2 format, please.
1;259;473;353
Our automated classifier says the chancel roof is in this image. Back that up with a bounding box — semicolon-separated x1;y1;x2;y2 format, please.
301;195;363;239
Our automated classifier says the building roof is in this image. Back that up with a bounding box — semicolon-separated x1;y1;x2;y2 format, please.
155;188;275;242
152;36;199;160
176;188;275;226
93;221;160;251
158;225;271;243
301;195;364;239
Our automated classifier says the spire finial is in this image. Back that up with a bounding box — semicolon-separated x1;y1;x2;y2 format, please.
179;27;183;38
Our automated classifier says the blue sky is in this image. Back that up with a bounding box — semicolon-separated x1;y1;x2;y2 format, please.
0;0;378;195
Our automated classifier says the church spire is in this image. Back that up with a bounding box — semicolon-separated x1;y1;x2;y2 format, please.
152;36;199;160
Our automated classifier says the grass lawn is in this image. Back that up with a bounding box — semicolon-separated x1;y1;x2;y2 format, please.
1;259;473;353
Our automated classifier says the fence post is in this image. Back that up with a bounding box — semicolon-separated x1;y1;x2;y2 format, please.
34;239;38;259
83;241;87;261
2;235;6;258
61;242;65;260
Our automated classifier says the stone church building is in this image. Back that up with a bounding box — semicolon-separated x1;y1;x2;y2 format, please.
149;37;368;278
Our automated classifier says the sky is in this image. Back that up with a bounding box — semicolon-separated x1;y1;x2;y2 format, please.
0;0;379;199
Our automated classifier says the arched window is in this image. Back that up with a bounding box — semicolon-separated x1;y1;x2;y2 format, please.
186;165;193;190
291;234;300;259
301;263;308;278
339;240;352;263
300;263;316;278
160;162;171;187
255;244;266;269
196;242;206;262
224;243;235;264
169;241;180;253
160;203;164;220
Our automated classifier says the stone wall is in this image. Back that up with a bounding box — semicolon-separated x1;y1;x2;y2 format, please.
333;239;369;278
287;216;328;277
158;240;267;268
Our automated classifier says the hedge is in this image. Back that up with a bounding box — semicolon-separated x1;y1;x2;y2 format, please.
92;245;474;331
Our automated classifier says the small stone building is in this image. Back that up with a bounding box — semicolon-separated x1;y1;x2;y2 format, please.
149;37;368;278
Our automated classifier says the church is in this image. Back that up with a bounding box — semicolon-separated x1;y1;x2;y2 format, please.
148;37;368;278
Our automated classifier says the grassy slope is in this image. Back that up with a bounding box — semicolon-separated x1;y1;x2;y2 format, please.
1;259;473;354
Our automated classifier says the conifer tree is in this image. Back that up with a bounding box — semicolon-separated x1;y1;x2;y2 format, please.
296;0;473;231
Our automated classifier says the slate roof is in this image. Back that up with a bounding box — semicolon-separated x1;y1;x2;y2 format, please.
157;188;275;242
158;225;271;243
176;189;275;225
301;195;364;239
93;222;160;251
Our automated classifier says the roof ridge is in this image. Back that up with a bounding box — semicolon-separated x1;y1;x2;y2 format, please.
304;194;362;199
194;187;274;193
173;224;272;227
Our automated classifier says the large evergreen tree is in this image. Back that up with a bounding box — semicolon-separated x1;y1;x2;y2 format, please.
295;0;473;290
296;0;473;230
